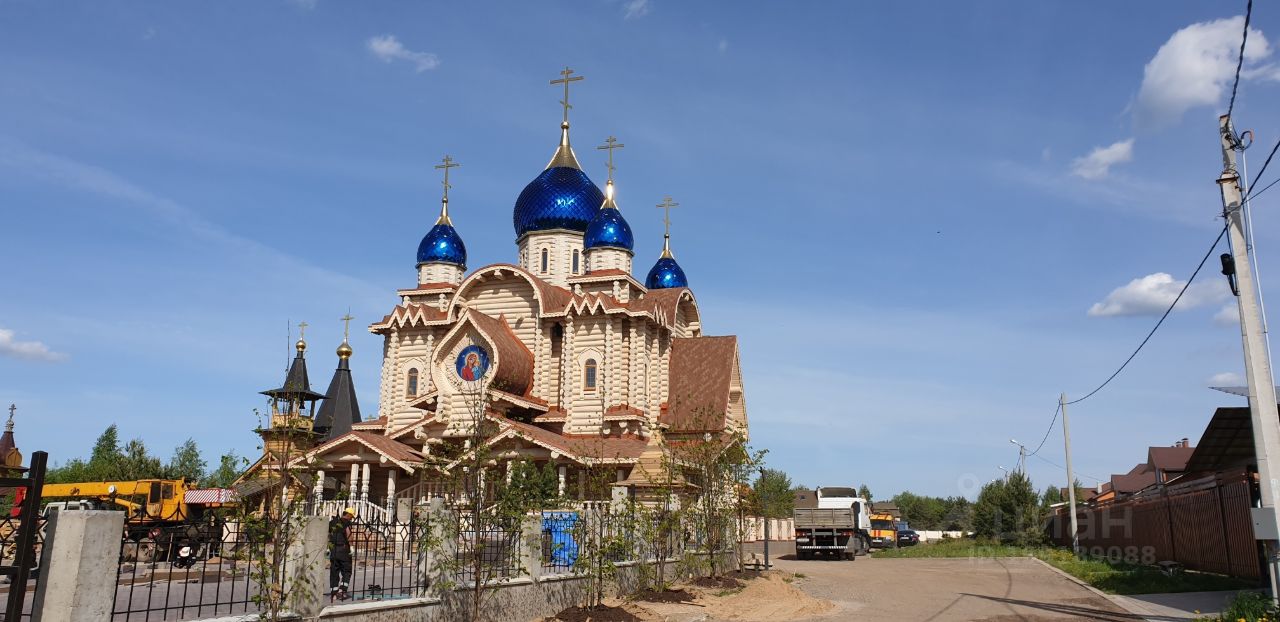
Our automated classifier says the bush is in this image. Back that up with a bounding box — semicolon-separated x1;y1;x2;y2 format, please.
1196;591;1279;622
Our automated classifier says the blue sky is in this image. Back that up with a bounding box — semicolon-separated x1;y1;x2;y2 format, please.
3;1;1280;499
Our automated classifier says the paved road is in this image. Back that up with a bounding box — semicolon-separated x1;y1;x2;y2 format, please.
743;542;1141;621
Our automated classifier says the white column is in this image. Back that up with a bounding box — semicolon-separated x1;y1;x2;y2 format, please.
386;470;397;515
349;463;359;502
361;463;371;503
314;469;325;505
505;461;513;484
557;465;567;497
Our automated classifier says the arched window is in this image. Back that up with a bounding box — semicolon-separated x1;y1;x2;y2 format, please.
406;368;419;398
572;249;580;274
583;359;598;392
540;248;549;274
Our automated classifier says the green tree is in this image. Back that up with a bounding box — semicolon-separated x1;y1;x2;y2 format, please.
166;438;207;483
753;468;794;518
118;438;164;481
206;451;246;488
972;471;1043;545
857;484;873;503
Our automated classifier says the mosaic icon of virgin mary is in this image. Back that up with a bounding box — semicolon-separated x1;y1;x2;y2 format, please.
455;345;489;382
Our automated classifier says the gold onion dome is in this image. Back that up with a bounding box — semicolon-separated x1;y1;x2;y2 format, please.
337;340;353;359
295;338;307;352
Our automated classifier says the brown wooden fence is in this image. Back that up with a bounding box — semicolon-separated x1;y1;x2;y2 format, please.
1049;467;1261;579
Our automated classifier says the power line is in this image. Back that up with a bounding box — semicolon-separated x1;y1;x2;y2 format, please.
1247;136;1280;195
1249;176;1280;202
1030;453;1103;484
1226;0;1254;121
1026;401;1061;457
1066;225;1230;405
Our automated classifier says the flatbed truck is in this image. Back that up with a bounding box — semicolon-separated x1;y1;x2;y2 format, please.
793;487;871;561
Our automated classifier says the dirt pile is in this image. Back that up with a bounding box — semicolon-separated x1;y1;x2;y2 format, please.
697;572;834;621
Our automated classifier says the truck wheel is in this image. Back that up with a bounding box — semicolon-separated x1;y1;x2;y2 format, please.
858;536;871;556
797;550;810;561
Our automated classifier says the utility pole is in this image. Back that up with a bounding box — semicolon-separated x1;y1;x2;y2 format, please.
1218;114;1280;601
1061;393;1079;555
1009;439;1027;474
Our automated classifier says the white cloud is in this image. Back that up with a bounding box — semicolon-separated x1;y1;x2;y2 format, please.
1137;16;1279;126
0;329;66;362
1208;371;1244;386
1070;139;1134;180
623;0;649;19
1088;272;1229;317
1214;304;1240;326
366;35;440;73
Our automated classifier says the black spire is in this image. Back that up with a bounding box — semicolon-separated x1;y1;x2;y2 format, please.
261;339;327;404
315;340;361;441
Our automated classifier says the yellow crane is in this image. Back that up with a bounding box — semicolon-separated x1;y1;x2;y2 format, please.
41;479;234;538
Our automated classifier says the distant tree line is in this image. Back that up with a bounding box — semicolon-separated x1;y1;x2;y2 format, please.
45;424;245;488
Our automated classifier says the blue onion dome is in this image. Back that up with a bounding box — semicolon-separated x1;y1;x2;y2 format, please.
513;167;605;237
513;123;605;238
646;255;688;289
584;192;634;252
417;199;466;267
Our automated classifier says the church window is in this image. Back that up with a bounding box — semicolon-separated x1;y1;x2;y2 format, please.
406;368;419;398
584;359;598;392
572;249;580;274
540;248;549;273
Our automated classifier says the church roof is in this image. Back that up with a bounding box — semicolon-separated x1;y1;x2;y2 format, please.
661;336;738;433
467;311;535;397
304;431;423;472
262;344;326;401
314;353;361;442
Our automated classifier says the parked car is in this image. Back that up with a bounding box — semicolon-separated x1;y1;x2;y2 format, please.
896;529;920;547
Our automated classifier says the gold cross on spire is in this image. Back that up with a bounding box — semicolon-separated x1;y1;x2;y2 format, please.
596;136;624;186
340;311;354;341
550;66;584;125
6;404;13;419
656;196;679;258
297;321;308;342
434;155;460;224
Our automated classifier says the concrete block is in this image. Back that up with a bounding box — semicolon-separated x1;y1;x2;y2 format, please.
32;510;126;622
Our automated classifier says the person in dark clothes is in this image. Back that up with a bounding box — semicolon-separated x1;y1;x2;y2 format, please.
328;508;355;600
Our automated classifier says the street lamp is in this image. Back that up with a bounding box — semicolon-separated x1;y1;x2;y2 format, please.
758;466;770;570
1009;439;1027;474
997;466;1009;480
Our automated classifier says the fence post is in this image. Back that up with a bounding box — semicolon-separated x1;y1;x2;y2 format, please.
31;510;126;622
423;498;454;596
284;515;328;619
521;514;542;581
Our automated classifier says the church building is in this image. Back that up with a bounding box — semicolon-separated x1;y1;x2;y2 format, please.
248;70;748;519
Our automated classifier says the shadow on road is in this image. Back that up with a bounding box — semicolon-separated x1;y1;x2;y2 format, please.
961;593;1181;622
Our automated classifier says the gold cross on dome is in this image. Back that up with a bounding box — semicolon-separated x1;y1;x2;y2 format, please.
656;196;679;237
596;136;624;184
434;155;459;203
550;66;584;125
340;312;354;341
297;321;308;341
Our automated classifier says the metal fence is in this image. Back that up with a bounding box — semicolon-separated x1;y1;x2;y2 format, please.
1049;466;1262;579
0;451;47;622
452;512;521;586
342;516;425;601
112;518;262;622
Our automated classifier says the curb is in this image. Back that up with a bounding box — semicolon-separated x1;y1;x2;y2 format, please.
1026;556;1162;621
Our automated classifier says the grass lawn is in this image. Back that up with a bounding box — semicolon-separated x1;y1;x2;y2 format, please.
872;538;1258;595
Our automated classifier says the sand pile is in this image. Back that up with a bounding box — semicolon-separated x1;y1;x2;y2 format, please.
698;572;834;621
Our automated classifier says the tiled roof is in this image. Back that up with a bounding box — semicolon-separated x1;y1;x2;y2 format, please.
1111;469;1157;494
661;336;737;433
1148;446;1195;473
468;311;534;396
371;303;449;332
491;416;647;462
352;416;387;431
